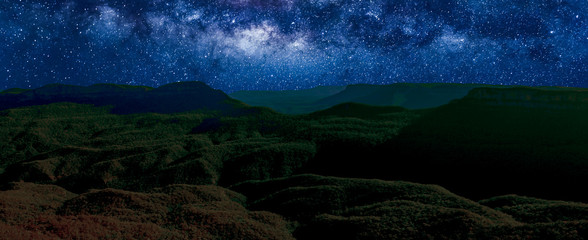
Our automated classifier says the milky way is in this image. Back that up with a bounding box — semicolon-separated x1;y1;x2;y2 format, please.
1;0;586;92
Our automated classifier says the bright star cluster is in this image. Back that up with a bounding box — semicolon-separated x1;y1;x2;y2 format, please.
0;0;586;92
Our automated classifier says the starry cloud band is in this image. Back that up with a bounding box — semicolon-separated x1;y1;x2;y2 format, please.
0;0;586;91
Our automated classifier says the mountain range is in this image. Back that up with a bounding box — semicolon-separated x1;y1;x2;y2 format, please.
0;82;243;114
230;83;507;114
1;82;587;239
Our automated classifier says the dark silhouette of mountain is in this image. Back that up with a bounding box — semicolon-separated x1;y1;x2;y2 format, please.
464;86;588;109
230;85;346;114
315;83;487;109
231;83;499;114
0;82;242;114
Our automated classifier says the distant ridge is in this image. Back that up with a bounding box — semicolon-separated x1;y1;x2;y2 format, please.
231;83;504;114
309;102;406;119
461;87;588;109
230;85;346;114
316;83;491;108
0;82;242;114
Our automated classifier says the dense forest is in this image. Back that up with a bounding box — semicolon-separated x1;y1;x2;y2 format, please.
1;82;587;239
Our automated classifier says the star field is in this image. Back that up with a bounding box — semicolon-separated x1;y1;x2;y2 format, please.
1;0;587;92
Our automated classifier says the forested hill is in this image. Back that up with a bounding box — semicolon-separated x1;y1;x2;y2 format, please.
1;82;588;239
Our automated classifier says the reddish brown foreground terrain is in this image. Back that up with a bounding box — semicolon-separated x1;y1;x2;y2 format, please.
1;175;587;239
0;182;294;239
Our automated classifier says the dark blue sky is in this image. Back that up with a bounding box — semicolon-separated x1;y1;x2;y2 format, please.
1;0;586;92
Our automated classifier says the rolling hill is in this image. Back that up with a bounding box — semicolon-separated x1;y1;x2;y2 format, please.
1;82;588;239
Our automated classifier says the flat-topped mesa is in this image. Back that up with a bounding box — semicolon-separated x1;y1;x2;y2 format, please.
0;81;239;114
154;81;213;91
462;87;588;109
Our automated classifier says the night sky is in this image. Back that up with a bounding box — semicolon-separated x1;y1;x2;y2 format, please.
1;0;586;92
